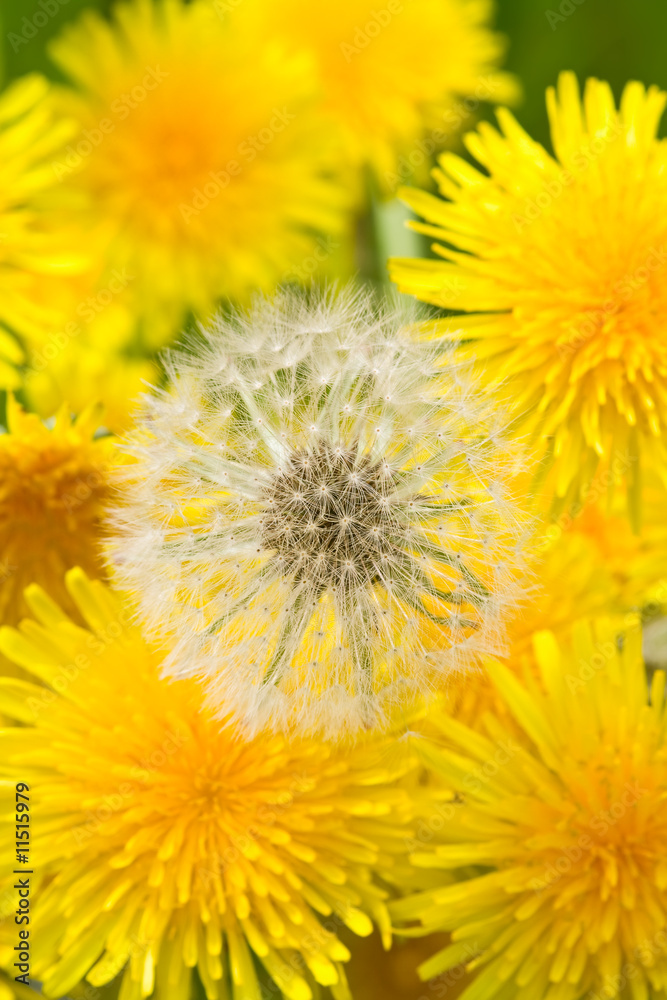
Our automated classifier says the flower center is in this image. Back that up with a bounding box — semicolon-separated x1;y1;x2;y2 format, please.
260;441;400;588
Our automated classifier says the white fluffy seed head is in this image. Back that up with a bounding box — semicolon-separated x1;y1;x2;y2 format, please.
110;286;529;738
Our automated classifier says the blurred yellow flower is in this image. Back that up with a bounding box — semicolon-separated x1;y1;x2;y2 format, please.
393;619;667;1000
0;971;35;1000
0;83;147;419
0;570;414;1000
0;74;88;387
516;530;618;648
448;512;623;730
451;479;667;728
566;479;667;614
244;0;518;193
48;0;347;344
0;398;112;634
391;73;667;525
22;296;157;433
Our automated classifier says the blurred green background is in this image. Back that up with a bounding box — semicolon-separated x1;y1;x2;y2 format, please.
3;0;667;143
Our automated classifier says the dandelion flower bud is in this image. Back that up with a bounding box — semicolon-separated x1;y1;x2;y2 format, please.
111;287;527;737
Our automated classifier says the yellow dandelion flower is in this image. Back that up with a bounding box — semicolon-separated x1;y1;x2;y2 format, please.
48;0;347;343
0;970;35;1000
511;519;623;653
449;474;667;732
23;300;158;433
243;0;518;192
391;72;667;523
392;618;667;1000
445;515;622;731
0;398;112;632
449;489;660;729
503;472;667;652
565;479;667;613
0;570;414;1000
0;74;88;386
24;341;156;435
11;250;157;431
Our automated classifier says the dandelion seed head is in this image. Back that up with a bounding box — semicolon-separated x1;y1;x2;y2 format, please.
111;286;529;737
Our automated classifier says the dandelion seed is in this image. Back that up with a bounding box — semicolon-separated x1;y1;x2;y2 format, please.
111;287;528;737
